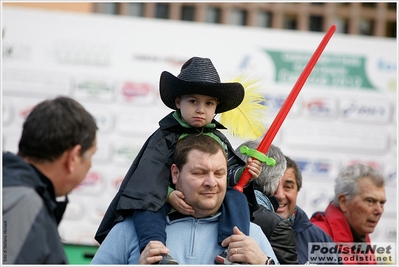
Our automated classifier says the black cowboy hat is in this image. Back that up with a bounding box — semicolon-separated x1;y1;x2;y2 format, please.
159;57;244;113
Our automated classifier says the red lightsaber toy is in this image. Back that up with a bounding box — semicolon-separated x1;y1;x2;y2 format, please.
234;24;337;193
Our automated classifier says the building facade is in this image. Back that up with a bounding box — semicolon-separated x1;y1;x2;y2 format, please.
3;2;397;38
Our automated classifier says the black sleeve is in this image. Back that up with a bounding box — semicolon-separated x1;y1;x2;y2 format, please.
252;206;299;265
269;219;299;264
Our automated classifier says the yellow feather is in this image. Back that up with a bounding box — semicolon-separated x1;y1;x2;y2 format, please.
220;74;267;140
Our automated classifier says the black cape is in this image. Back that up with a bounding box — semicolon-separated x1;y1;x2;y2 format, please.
95;112;257;243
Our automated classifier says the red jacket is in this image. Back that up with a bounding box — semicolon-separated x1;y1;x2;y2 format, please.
310;202;376;265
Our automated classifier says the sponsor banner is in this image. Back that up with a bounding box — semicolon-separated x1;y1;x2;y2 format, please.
264;50;376;89
2;7;396;246
92;136;112;163
72;171;104;195
370;217;398;242
116;80;156;104
308;242;396;264
73;77;115;102
3;69;71;96
301;182;334;213
114;106;167;136
2;41;31;61
61;201;85;221
1;130;22;153
340;98;393;124
302;96;337;119
83;104;115;134
344;159;382;171
292;158;337;178
384;165;397;186
283;122;389;154
112;136;146;166
1;97;44;144
50;41;112;66
2;101;14;127
113;144;140;166
263;93;302;116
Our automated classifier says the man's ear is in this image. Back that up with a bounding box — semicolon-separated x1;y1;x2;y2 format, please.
171;164;179;185
338;194;348;213
66;144;82;173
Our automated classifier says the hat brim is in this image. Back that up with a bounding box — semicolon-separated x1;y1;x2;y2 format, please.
160;71;244;113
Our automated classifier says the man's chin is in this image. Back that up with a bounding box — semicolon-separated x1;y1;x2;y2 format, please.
276;209;288;218
196;199;220;211
194;207;219;218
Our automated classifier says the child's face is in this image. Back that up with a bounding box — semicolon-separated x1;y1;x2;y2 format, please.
175;94;218;128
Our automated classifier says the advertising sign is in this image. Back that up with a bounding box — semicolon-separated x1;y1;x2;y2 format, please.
2;7;397;251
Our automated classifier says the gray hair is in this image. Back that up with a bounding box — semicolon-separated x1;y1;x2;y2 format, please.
235;140;286;196
332;163;385;206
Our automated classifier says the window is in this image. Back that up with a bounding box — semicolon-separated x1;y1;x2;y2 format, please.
309;15;323;32
361;3;376;8
231;8;247;26
93;3;119;15
181;5;195;21
387;3;396;10
126;3;144;17
359;18;374;36
256;11;272;28
206;7;221;24
155;3;169;19
386;21;396;38
283;14;297;30
333;17;349;34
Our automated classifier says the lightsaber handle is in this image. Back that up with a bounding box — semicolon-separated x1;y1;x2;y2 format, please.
234;24;336;193
234;168;253;193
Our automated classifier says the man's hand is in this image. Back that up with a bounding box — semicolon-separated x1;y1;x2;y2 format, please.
168;190;195;215
221;226;269;265
139;241;169;264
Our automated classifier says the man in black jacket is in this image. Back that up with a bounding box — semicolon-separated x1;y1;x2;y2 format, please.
235;141;299;264
278;156;341;264
2;96;98;264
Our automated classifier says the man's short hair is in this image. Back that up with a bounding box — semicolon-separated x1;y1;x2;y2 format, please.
285;156;302;191
18;96;98;162
235;140;286;196
174;134;227;170
332;163;385;206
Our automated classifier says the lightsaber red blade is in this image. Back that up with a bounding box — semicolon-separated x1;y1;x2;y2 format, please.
234;24;337;193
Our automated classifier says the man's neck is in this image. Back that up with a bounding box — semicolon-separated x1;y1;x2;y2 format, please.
350;225;367;242
23;157;65;197
168;208;221;221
